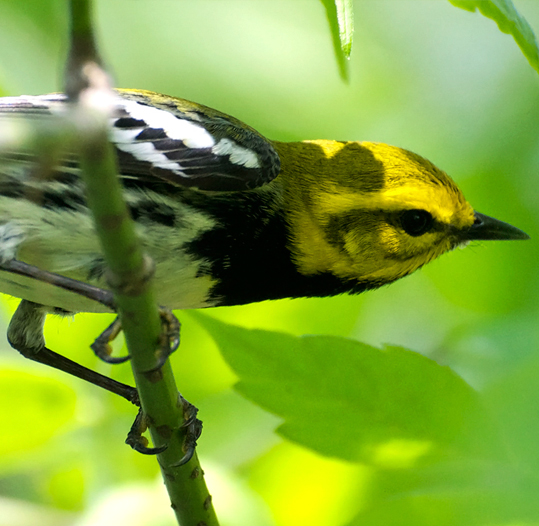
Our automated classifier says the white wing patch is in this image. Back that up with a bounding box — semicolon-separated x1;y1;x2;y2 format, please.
117;99;215;148
111;139;184;173
212;138;260;168
111;100;216;176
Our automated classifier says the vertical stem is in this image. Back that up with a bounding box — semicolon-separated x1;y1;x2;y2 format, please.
64;1;220;524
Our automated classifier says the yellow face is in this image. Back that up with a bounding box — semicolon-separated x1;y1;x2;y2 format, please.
274;140;475;285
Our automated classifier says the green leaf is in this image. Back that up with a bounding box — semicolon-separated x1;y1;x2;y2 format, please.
449;0;539;74
347;461;539;526
483;352;539;471
320;0;354;81
194;314;502;465
335;0;354;58
0;369;76;459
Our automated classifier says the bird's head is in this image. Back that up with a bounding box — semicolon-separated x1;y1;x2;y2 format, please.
275;140;528;286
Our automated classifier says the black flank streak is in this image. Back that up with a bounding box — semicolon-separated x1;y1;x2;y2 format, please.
128;201;177;227
0;182;26;199
42;190;86;211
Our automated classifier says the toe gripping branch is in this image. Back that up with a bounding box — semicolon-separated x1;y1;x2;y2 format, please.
174;394;203;466
125;407;168;456
91;307;181;369
92;306;200;461
126;394;203;465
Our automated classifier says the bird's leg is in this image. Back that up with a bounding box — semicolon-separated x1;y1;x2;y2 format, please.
0;258;115;309
0;258;181;370
2;260;195;457
7;299;139;404
7;300;165;454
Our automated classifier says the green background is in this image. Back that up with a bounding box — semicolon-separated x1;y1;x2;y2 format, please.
0;1;537;525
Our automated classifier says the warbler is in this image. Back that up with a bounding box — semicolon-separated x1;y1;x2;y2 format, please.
0;89;529;393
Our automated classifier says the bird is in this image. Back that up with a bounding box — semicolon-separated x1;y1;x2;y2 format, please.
0;88;529;411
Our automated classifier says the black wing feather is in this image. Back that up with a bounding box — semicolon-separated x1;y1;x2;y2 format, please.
0;90;281;192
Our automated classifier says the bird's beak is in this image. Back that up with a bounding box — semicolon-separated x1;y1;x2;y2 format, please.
463;211;530;241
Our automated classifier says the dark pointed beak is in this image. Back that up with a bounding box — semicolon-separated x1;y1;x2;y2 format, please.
463;212;530;241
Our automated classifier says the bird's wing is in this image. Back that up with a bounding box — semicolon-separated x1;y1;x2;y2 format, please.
0;90;281;192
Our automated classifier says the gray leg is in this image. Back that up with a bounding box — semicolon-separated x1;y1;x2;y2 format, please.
8;300;138;404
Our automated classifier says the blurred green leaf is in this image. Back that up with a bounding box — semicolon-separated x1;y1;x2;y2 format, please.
195;314;502;465
0;0;64;28
47;466;85;511
347;461;539;526
483;352;539;471
449;0;539;74
0;369;76;459
0;0;65;93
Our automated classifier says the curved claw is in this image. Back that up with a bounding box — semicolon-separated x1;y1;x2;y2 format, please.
174;445;196;466
91;317;131;364
126;408;167;456
160;307;181;353
172;419;203;466
92;309;180;370
150;351;169;373
95;352;131;365
171;395;203;467
127;437;168;456
146;308;181;371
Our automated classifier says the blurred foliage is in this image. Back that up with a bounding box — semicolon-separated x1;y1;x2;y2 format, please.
449;0;539;72
0;1;538;526
196;315;503;463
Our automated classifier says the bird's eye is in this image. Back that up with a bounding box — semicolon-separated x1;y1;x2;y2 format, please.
399;209;434;237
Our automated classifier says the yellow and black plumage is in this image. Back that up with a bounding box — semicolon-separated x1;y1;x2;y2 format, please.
0;89;528;318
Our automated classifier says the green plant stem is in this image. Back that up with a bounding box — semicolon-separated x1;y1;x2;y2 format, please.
78;122;218;525
64;1;219;524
